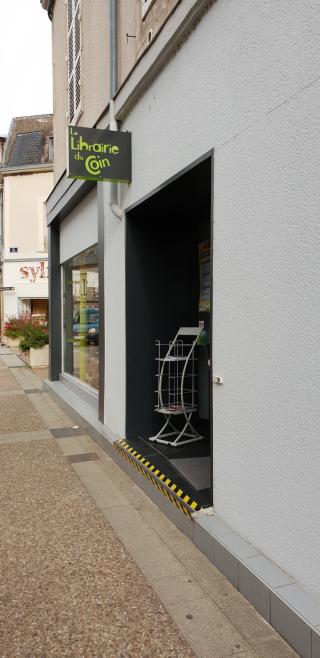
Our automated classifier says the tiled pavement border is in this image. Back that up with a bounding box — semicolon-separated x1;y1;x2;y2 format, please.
0;429;53;445
46;378;320;658
9;365;44;391
65;452;100;463
55;433;295;658
50;426;86;438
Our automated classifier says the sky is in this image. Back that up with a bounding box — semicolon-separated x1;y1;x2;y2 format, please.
0;0;53;136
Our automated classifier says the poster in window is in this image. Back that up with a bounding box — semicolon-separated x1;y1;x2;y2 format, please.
198;240;211;313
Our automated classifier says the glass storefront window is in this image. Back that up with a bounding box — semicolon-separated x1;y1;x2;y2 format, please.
63;245;99;390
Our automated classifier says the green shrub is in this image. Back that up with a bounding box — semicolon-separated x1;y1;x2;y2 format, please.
19;325;49;353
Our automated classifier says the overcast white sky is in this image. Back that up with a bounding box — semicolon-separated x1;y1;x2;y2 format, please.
0;0;53;136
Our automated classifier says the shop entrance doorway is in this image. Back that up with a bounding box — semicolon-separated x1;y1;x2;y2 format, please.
31;298;48;321
126;155;213;507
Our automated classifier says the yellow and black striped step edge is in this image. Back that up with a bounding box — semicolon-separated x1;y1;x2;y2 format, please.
114;439;202;518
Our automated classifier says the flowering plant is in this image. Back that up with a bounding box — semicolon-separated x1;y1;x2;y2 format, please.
4;316;21;338
4;313;48;350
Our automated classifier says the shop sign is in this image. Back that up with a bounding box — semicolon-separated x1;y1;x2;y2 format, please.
20;261;48;283
67;126;132;183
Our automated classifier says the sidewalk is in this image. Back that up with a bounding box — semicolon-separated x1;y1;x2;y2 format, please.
0;347;297;658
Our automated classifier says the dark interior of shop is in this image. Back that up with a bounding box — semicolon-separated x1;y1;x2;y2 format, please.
126;156;212;507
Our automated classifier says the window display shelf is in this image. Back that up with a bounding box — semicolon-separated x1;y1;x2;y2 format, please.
149;326;205;447
157;404;198;415
156;356;197;362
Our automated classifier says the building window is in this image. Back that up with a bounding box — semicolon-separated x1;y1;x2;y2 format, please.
48;135;54;162
142;0;156;19
67;0;81;123
63;245;99;390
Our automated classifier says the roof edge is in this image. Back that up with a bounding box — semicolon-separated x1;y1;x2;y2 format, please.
1;163;53;176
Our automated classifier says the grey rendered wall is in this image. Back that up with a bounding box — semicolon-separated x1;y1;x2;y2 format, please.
104;0;320;600
59;187;97;264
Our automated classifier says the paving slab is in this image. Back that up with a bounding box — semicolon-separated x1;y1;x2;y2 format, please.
10;366;44;390
0;429;53;445
253;634;300;657
165;596;250;658
0;354;26;367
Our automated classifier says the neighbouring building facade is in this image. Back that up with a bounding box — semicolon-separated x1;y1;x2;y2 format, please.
0;116;53;332
41;2;320;654
0;135;6;326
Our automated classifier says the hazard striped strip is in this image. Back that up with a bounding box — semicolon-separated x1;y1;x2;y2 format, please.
114;439;201;518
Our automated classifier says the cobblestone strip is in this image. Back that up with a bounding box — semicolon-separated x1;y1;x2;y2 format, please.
0;429;53;445
27;391;75;428
10;365;44;390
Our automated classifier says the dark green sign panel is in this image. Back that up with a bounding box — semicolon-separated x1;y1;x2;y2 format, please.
67;125;132;183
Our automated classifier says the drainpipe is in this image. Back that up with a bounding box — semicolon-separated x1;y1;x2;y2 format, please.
109;0;123;220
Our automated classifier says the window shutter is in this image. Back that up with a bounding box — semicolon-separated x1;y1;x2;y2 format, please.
67;0;81;123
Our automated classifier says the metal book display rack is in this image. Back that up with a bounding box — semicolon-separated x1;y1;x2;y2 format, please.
149;326;204;447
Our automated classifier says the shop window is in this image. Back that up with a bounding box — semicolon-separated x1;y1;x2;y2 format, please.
67;0;81;123
48;135;54;162
63;245;99;390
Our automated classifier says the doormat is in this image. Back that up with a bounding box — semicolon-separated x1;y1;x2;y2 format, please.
169;457;211;491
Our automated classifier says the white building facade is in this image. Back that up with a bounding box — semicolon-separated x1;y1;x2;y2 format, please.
1;116;53;328
43;2;320;653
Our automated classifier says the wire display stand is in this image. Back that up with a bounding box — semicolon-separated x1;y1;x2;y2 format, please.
149;326;204;447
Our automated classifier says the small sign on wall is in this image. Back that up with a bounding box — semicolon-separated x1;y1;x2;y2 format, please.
67;126;132;183
10;247;18;253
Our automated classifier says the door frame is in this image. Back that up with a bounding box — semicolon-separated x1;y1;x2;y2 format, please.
125;149;215;504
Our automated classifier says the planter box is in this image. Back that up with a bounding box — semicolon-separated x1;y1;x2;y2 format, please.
29;344;49;368
5;336;20;348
